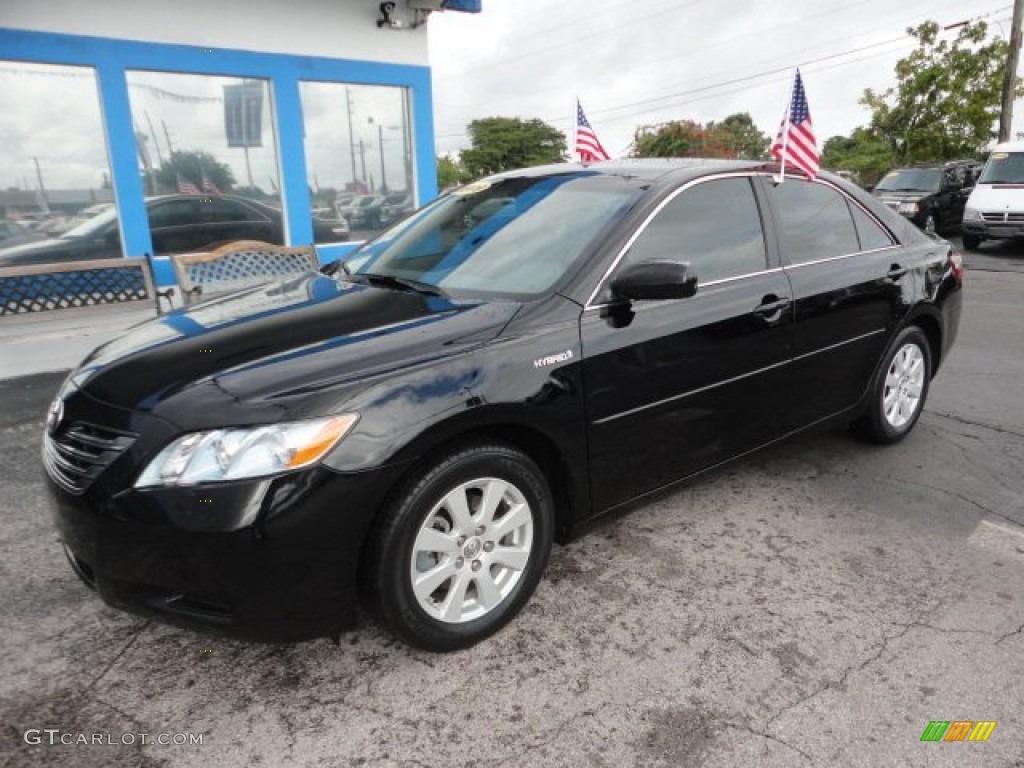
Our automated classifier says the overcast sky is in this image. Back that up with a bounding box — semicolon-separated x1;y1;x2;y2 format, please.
427;0;1015;159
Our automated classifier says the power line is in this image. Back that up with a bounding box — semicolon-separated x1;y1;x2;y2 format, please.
434;3;1010;142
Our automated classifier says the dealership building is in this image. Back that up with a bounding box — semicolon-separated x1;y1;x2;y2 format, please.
0;0;479;286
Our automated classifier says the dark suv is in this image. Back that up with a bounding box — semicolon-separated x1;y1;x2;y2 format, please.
45;161;962;651
872;161;979;234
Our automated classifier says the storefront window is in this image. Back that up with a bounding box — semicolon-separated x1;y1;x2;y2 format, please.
0;61;119;265
300;82;414;242
125;71;293;255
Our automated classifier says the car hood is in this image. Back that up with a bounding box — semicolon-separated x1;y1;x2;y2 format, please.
71;272;520;427
0;236;71;265
966;183;1024;212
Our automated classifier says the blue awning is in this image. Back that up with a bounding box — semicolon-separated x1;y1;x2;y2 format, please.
443;0;481;12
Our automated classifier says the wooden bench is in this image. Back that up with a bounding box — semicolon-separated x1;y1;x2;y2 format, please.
170;240;321;306
0;257;169;317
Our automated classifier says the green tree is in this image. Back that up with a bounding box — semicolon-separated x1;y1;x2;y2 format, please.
631;120;705;157
705;112;771;159
821;127;895;187
458;118;567;179
437;154;465;189
154;150;236;195
630;114;768;158
862;20;1013;162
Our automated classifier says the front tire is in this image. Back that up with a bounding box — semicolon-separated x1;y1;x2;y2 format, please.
369;442;554;651
962;234;981;251
853;326;932;444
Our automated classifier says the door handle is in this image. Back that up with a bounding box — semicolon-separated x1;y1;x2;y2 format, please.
753;295;791;319
886;263;908;279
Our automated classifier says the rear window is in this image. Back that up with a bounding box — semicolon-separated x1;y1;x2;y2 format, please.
979;152;1024;184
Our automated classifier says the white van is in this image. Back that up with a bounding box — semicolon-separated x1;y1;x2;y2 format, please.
963;140;1024;250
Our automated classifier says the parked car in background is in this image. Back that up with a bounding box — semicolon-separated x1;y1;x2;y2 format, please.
379;193;415;226
312;207;351;240
962;141;1024;251
45;160;962;651
0;194;348;266
871;160;979;234
341;195;386;229
0;219;46;248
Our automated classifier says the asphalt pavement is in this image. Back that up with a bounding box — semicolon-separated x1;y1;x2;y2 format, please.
1;256;1023;767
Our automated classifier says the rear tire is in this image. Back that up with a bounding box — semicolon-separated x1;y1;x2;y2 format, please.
853;326;932;444
369;442;554;652
962;234;981;251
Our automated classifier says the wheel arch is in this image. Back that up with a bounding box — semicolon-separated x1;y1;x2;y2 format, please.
356;412;585;597
902;307;943;376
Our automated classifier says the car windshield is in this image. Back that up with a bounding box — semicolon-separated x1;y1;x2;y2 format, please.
875;169;941;193
340;172;641;299
60;206;118;238
979;152;1024;184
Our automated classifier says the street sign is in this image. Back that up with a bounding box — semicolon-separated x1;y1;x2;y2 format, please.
224;82;263;148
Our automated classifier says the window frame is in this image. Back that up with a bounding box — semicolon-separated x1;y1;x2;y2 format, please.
755;175;900;271
0;27;436;286
585;172;779;309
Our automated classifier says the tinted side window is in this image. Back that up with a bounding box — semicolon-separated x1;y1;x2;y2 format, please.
148;200;197;228
199;199;256;223
621;177;766;284
768;180;859;265
849;204;894;251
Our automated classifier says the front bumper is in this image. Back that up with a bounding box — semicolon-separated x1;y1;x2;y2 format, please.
47;464;400;641
962;218;1024;240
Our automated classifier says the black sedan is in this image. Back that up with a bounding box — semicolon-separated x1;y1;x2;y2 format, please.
0;194;348;266
44;160;962;651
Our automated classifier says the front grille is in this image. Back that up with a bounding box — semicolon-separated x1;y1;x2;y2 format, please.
43;422;136;494
981;211;1024;222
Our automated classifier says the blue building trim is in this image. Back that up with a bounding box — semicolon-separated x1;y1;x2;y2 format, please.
0;27;437;285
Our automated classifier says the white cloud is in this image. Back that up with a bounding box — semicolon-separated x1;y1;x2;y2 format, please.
428;0;1014;159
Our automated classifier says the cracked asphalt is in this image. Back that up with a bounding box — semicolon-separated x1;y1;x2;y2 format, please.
2;251;1023;767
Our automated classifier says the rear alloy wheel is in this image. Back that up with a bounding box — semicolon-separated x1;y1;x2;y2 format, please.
370;442;553;651
853;326;932;444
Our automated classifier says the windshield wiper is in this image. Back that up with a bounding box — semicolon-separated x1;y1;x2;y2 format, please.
352;272;448;297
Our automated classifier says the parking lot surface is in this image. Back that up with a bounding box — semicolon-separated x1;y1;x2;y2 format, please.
2;256;1023;768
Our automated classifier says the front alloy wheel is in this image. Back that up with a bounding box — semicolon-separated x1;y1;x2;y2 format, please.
369;442;553;651
411;478;534;624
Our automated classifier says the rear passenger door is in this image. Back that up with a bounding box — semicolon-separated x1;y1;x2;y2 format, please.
758;176;905;428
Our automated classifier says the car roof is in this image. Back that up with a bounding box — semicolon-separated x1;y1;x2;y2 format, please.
487;158;762;183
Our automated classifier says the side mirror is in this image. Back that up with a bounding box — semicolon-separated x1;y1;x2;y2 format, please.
611;260;698;301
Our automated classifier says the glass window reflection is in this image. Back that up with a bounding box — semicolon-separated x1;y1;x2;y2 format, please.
0;61;120;266
125;71;312;255
300;82;414;242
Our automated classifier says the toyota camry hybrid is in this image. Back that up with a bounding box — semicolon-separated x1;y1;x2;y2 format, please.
44;160;962;651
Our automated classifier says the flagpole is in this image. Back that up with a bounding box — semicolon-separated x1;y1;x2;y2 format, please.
775;68;798;184
572;97;579;163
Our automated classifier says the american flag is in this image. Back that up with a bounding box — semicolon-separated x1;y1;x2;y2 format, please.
177;173;200;195
202;171;221;196
575;100;610;163
770;69;819;179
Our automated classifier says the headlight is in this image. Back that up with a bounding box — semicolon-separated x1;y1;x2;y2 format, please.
898;202;919;214
962;207;981;221
135;414;358;488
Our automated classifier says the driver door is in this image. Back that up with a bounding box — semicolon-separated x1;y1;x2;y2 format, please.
580;176;794;512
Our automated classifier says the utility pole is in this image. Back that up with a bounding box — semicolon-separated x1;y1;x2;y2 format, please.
378;123;388;193
1000;0;1024;143
346;88;358;188
358;139;368;190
